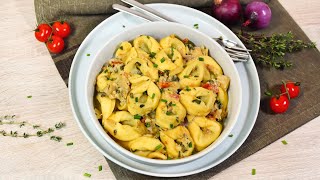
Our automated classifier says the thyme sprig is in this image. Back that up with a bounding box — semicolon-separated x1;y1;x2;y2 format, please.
0;115;65;141
237;31;316;69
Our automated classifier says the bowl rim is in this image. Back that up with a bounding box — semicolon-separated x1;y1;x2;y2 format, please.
85;21;242;165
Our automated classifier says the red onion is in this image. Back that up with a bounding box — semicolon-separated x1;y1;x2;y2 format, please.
212;0;242;25
243;1;272;29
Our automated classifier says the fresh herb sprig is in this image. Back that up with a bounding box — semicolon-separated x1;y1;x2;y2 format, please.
0;115;65;141
237;31;316;69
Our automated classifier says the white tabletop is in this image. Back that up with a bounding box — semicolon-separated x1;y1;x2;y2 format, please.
0;0;319;179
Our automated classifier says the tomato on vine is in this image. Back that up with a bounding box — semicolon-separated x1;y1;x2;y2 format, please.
34;24;52;42
46;35;65;54
280;81;301;99
52;21;71;38
269;95;290;114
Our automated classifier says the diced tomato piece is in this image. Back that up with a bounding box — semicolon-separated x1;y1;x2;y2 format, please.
202;83;214;90
159;82;171;88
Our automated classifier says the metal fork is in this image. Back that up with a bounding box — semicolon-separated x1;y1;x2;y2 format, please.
112;0;251;62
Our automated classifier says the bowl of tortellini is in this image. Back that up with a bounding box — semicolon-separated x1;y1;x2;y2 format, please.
86;22;242;165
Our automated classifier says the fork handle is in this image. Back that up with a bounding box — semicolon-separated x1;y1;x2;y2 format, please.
112;4;158;22
121;0;176;22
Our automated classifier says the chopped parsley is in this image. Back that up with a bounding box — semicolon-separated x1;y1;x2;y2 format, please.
193;23;199;29
198;57;204;61
155;144;162;150
168;47;174;59
183;75;189;78
153;63;158;68
86;53;91;56
281;140;288;145
66;142;74;146
149;52;156;58
192;99;201;104
119;46;123;50
27;95;32;98
216;100;222;109
251;169;256;175
83;173;91;178
135;97;138;102
160;57;165;63
166;111;174;116
186;86;191;91
145;122;151;127
170;124;174;128
147;36;150;39
161;99;167;103
134;114;142;120
188;142;192;148
151;93;155;99
228;134;233;137
140;104;145;108
98;165;102;171
168;102;176;106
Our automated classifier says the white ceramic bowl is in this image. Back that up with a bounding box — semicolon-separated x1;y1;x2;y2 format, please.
85;22;242;165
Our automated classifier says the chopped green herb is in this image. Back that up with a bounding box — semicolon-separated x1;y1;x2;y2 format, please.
84;173;91;178
27;95;32;98
193;24;199;29
186;86;191;91
161;99;167;103
151;93;155;99
122;25;126;28
66;142;73;146
170;124;174;128
168;47;175;59
155;144;162;150
168;102;176;106
153;63;158;68
166;111;174;116
130;93;134;98
149;52;156;58
160;57;165;63
145;122;151;127
50;136;62;142
252;169;256;175
167;157;172;160
140;104;145;108
135;97;138;102
86;54;91;56
119;46;123;50
228;134;233;137
134;114;142;120
183;75;189;78
216;100;222;109
98;165;102;171
188;142;192;148
198;57;204;61
104;69;108;73
147;36;150;39
281;140;288;145
192;99;201;104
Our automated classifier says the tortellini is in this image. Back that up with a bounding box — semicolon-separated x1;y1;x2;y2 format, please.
180;87;216;116
94;35;230;160
187;116;222;151
155;90;186;129
102;111;147;141
160;126;194;159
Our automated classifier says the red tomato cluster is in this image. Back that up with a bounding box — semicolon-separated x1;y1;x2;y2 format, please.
267;81;301;114
34;21;71;54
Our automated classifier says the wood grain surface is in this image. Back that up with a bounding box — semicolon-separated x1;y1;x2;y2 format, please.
0;0;319;179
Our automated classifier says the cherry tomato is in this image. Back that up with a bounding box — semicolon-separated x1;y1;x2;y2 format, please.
34;24;52;42
280;82;300;99
52;21;71;38
269;95;290;113
46;35;65;54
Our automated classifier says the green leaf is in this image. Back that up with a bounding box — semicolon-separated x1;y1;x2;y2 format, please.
281;140;288;145
84;173;91;178
252;169;256;175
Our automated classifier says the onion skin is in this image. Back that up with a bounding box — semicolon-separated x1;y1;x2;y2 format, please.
244;1;272;29
212;0;242;25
